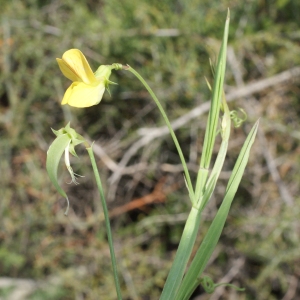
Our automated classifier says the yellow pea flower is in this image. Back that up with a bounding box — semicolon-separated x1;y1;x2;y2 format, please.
56;49;113;108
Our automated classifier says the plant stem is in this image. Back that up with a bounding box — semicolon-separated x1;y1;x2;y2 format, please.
124;66;195;204
86;146;123;300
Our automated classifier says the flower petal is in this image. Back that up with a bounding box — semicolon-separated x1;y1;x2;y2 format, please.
61;81;105;108
61;82;74;105
58;49;97;84
56;58;82;82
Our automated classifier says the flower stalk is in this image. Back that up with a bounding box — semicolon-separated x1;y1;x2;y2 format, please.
122;65;195;204
86;146;123;300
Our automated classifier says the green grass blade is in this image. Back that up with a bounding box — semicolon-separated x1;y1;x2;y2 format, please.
199;93;231;211
175;119;259;300
195;10;230;202
159;207;201;300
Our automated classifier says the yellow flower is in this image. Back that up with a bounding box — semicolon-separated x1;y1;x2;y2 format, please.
56;49;112;108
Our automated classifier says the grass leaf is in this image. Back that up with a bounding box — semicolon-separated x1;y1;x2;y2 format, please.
176;119;259;300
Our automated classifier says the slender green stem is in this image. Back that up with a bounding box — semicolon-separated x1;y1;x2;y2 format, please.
124;66;195;204
86;146;123;300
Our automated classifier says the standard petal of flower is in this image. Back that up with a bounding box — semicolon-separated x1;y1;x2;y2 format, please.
56;58;82;82
61;49;97;84
64;81;106;108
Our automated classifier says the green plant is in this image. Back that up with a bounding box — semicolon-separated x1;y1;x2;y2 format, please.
46;10;258;299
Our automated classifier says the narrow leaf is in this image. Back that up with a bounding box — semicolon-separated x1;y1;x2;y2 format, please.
159;207;201;300
199;93;231;211
195;10;230;202
176;119;259;300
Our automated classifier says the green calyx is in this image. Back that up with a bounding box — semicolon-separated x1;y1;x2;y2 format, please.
94;65;118;95
51;122;86;157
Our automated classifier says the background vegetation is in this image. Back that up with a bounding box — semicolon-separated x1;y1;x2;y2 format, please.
1;0;300;299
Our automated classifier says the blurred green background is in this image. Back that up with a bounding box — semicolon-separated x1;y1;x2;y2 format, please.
1;0;300;299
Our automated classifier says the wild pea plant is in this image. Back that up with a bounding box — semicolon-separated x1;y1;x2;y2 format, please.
47;11;258;300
